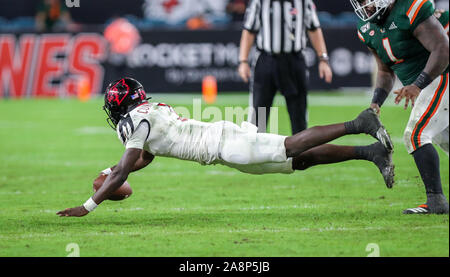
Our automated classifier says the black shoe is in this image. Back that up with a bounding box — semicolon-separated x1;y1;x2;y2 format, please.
369;142;395;188
347;108;394;152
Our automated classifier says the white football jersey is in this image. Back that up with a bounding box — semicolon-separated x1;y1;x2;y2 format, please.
117;102;223;165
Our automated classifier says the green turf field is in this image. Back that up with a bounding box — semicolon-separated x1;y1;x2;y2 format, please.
0;92;448;257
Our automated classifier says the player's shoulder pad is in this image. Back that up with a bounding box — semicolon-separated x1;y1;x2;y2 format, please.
403;0;433;28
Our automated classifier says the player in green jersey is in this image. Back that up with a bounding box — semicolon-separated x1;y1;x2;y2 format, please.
351;0;449;214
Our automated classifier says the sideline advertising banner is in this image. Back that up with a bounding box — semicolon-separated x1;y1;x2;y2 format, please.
0;28;373;98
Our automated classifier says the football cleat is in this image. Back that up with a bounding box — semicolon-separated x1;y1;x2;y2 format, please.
403;194;449;214
369;142;395;188
403;204;431;214
352;108;394;152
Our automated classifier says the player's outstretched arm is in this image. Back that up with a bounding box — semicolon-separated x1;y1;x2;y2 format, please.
132;150;155;172
368;47;395;114
56;148;142;217
101;150;155;177
91;148;141;205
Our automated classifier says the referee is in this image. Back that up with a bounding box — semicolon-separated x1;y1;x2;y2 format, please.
238;0;332;134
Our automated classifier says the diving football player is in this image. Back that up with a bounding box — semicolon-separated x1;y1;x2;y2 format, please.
57;78;394;217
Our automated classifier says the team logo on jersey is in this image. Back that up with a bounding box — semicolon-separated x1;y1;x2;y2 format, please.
380;28;385;33
360;22;370;33
369;30;375;36
389;22;398;30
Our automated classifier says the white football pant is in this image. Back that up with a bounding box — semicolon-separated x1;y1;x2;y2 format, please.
403;72;449;155
218;121;294;174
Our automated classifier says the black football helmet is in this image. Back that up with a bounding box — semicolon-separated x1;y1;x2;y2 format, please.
103;77;150;130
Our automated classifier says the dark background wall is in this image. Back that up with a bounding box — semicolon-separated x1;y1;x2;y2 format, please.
0;0;351;22
0;0;144;22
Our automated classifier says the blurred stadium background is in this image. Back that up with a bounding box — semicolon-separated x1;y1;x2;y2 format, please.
0;0;447;97
0;0;448;257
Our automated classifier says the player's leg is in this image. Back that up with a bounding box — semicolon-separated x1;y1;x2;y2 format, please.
403;73;449;214
221;107;392;165
221;142;394;187
284;108;393;158
219;121;394;186
292;142;394;188
408;144;449;214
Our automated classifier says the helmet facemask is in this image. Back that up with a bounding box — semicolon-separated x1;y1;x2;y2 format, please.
103;103;123;130
350;0;393;23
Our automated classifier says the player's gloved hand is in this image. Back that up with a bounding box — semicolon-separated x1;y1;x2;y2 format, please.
57;206;89;217
394;84;421;110
370;103;381;115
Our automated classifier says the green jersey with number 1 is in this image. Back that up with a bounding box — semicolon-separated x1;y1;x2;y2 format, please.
357;0;449;86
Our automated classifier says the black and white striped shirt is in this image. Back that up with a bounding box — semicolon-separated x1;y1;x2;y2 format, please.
243;0;321;54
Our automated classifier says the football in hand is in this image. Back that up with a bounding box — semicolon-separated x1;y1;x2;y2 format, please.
93;174;132;201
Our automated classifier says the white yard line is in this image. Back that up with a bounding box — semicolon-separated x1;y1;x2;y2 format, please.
0;225;447;240
170;204;320;212
75;126;111;135
35;204;319;215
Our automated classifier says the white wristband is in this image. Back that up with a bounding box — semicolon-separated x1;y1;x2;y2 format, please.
83;197;98;212
101;168;112;175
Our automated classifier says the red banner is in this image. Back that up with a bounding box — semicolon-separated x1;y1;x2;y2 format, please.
0;33;106;98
